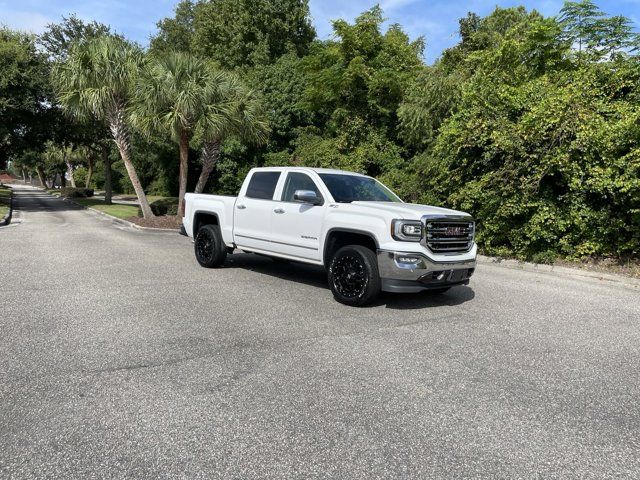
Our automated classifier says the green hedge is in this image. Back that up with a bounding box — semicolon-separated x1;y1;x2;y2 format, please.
137;197;179;217
59;187;94;198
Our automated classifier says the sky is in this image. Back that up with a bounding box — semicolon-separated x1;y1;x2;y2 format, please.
1;0;638;63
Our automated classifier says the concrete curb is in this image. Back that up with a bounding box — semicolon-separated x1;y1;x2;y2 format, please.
477;254;640;289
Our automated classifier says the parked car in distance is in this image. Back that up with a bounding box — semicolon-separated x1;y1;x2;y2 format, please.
183;167;476;306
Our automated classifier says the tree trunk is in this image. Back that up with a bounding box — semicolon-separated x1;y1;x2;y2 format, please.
178;130;190;217
51;175;57;188
102;146;112;205
65;151;76;188
85;155;94;188
36;166;48;188
194;140;220;194
108;105;154;218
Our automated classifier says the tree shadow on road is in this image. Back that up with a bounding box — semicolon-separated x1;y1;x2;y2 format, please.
11;189;84;212
224;252;475;310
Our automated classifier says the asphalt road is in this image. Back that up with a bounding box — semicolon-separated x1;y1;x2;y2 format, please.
2;185;640;479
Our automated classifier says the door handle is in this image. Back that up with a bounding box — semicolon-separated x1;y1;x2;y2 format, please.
237;204;246;210
274;208;285;214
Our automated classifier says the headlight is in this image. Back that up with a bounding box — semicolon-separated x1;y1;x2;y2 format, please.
392;219;422;242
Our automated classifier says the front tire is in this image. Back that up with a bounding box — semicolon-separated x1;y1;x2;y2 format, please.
328;245;381;306
195;224;227;268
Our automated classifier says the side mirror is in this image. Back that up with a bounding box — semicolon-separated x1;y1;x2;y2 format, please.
293;190;322;205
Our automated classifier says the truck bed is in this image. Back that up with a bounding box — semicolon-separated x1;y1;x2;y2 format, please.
183;193;237;246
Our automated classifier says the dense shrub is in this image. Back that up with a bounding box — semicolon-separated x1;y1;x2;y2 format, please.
137;197;178;217
0;186;11;209
59;187;94;198
396;6;640;261
72;167;89;188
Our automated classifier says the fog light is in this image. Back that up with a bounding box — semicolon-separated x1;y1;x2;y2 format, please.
398;256;420;264
432;271;446;281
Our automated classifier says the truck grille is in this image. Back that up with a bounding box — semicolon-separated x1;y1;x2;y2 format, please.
423;218;475;254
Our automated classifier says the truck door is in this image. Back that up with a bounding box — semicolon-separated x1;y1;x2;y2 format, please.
269;171;325;261
233;170;281;252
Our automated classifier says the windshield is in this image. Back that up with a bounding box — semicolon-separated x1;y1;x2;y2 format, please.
319;174;402;203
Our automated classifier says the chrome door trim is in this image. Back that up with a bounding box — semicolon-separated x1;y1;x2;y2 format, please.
235;234;319;251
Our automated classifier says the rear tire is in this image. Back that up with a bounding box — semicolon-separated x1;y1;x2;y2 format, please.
328;245;381;306
195;224;227;268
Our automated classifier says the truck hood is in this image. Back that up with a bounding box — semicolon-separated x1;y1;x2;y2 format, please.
349;201;472;220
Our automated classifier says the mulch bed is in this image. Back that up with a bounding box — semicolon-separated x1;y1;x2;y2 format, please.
126;215;182;230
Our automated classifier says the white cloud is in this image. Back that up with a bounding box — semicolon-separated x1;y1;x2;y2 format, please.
0;10;52;33
380;0;420;11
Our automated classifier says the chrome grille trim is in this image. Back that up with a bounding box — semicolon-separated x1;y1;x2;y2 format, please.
421;214;475;254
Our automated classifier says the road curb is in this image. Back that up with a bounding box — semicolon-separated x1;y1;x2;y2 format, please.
477;254;640;288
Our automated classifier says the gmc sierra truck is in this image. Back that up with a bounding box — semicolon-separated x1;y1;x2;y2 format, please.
183;167;476;306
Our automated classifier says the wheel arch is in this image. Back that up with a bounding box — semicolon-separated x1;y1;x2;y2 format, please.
192;210;220;237
323;228;379;267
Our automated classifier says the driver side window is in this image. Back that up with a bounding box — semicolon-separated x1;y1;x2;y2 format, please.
281;172;322;203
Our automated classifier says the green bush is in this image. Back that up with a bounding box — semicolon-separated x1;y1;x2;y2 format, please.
530;250;558;265
73;167;89;188
59;187;94;198
137;197;178;217
0;186;11;209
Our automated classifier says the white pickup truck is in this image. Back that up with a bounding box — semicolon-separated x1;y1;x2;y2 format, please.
183;167;477;306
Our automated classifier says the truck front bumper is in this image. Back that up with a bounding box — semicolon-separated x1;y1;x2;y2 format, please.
377;250;477;293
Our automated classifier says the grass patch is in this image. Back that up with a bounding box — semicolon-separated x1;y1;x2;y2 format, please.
107;193;176;203
0;186;11;219
74;198;139;220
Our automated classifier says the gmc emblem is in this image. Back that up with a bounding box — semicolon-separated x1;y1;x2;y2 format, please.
445;226;465;236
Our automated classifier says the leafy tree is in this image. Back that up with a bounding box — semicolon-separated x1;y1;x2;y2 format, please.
559;0;604;55
40;16;117;202
149;0;195;54
250;53;313;150
53;35;155;217
398;66;462;152
400;3;640;261
39;14;112;61
278;7;423;178
0;28;53;170
302;7;424;137
191;0;315;69
559;0;639;61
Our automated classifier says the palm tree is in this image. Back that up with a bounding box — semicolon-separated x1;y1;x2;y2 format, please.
194;72;269;193
131;51;210;216
53;35;154;218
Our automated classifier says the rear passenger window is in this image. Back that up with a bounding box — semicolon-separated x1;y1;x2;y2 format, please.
245;171;281;200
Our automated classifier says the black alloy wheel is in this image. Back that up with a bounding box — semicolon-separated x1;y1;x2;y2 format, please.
195;224;227;268
332;254;368;298
328;245;381;306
